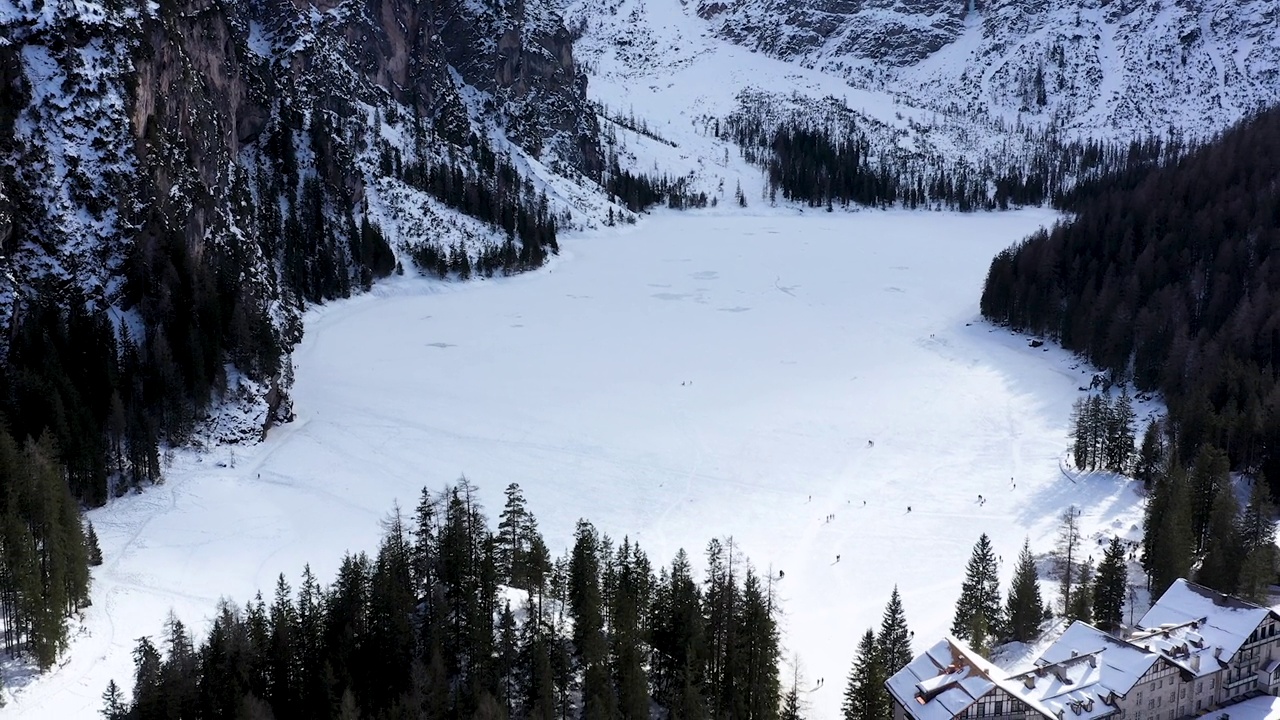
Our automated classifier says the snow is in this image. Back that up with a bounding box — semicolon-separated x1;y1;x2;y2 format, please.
0;207;1153;719
886;638;995;720
1034;621;1155;693
1224;696;1280;720
1133;579;1278;677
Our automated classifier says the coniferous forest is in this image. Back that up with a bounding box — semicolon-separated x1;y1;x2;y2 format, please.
721;112;1177;212
980;107;1280;488
103;480;784;720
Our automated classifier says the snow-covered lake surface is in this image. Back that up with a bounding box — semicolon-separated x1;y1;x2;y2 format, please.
4;209;1149;719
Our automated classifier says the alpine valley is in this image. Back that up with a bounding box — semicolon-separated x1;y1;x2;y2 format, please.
0;0;1278;718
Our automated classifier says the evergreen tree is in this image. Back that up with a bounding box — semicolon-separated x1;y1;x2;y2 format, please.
496;482;530;586
1134;420;1165;489
1005;539;1045;643
86;521;104;567
1189;446;1230;553
1196;486;1242;593
841;629;887;720
1237;477;1278;603
1070;398;1091;470
1092;537;1128;632
101;679;126;720
876;587;912;677
1145;464;1194;596
1105;390;1137;472
1066;559;1093;624
950;534;1003;653
735;567;780;720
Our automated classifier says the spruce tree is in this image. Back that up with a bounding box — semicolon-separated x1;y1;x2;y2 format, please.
497;483;529;586
1105;390;1137;472
1239;475;1278;555
876;587;912;677
950;534;1003;653
1189;446;1230;553
1134;420;1165;489
86;521;103;567
1196;486;1242;593
841;629;887;720
1066;559;1093;624
1146;464;1194;597
1092;537;1128;632
1070;398;1090;470
101;679;126;720
1005;539;1045;643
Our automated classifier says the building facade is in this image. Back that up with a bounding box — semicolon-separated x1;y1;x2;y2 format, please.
887;579;1280;720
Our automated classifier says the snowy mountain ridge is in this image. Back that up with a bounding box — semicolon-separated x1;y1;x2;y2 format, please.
691;0;1280;138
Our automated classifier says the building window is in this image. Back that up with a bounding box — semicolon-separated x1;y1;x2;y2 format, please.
1196;681;1202;694
1179;687;1186;699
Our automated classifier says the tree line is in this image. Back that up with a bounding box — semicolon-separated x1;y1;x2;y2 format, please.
1138;426;1279;602
719;110;1177;212
101;479;784;720
980;106;1280;491
1069;391;1137;473
0;425;100;673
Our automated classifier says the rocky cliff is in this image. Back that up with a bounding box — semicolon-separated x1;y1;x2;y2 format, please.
0;0;601;481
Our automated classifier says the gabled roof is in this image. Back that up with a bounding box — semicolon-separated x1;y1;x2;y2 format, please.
996;622;1148;720
886;632;1127;720
885;637;999;720
1133;578;1279;677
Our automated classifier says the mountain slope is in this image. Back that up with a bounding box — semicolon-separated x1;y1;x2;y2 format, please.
693;0;1280;137
0;0;605;505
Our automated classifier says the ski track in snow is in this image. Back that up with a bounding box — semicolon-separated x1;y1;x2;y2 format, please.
0;209;1153;720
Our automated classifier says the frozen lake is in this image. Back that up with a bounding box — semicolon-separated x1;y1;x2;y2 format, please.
4;209;1147;719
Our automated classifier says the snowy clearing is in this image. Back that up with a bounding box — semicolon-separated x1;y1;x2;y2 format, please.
2;208;1150;719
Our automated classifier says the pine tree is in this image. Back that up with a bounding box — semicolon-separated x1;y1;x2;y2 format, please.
1005;539;1045;643
876;587;912;677
1196;486;1242;593
101;679;127;720
841;629;886;720
950;534;1003;653
1189;446;1230;553
497;483;530;586
1092;537;1128;632
1105;390;1137;472
1066;559;1093;624
86;521;104;567
1145;464;1194;597
1070;397;1090;470
1134;419;1165;489
1239;475;1278;555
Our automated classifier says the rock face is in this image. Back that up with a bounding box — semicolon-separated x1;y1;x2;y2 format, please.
0;0;600;440
695;0;1280;136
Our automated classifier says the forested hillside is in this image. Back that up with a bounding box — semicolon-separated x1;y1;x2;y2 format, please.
0;0;602;675
980;107;1280;485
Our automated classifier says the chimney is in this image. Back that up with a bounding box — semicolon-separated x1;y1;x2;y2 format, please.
1023;676;1037;689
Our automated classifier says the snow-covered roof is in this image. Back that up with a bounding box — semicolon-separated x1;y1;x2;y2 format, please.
1000;622;1153;720
1133;579;1279;677
885;637;999;720
887;633;1127;720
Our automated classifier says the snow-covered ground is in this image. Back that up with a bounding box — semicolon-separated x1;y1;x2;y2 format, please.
1;208;1151;719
